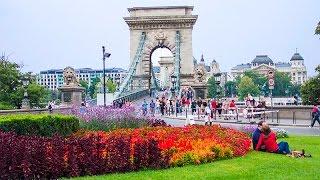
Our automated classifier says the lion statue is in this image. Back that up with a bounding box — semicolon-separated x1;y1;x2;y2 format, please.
63;66;79;86
195;66;206;83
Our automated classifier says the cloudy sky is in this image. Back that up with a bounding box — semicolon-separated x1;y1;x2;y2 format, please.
1;0;319;76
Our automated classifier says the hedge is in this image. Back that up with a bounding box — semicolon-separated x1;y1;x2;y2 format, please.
0;114;79;136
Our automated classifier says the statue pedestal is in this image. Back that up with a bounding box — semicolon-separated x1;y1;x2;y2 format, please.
58;86;85;106
192;84;208;99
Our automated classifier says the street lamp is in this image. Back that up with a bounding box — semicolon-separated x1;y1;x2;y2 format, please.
214;73;222;98
171;75;177;97
102;46;111;107
115;76;121;91
21;77;30;109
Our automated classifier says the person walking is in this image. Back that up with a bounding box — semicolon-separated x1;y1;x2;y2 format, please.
150;99;156;117
311;104;320;127
142;99;148;116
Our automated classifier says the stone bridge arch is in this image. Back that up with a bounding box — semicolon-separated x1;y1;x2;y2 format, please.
124;6;198;91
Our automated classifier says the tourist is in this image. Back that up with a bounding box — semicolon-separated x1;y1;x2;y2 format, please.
205;103;212;126
252;121;266;150
150;99;155;116
217;100;223;118
229;99;237;118
255;124;291;154
311;104;320;127
48;102;53;113
142;99;148;116
191;100;197;115
210;98;217;119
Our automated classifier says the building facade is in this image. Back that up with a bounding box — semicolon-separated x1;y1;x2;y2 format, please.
37;68;128;90
231;52;307;84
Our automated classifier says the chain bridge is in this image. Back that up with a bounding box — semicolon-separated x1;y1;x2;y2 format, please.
114;6;198;102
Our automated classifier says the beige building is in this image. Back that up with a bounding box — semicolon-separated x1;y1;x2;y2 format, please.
231;52;307;84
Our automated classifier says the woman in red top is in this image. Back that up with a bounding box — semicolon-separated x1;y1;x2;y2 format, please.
255;125;291;154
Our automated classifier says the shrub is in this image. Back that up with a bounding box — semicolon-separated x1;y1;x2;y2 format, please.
0;114;79;136
0;125;251;179
0;102;14;110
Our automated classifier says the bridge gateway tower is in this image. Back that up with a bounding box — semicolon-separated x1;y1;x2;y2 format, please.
118;6;199;98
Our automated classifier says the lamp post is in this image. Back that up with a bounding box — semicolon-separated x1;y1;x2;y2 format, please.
102;46;111;107
115;76;121;91
171;75;177;98
214;73;221;98
21;77;30;109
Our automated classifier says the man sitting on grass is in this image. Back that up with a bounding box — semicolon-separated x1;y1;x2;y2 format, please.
252;121;266;150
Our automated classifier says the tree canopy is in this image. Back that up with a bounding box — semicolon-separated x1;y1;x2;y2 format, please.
237;76;259;100
0;54;49;109
207;77;218;98
301;65;320;105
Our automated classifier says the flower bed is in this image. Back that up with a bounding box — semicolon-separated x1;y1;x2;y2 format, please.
64;106;167;131
0;125;251;179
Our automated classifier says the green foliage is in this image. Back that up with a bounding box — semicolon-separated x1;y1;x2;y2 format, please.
79;80;89;93
0;54;50;108
0;114;79;136
273;71;293;97
316;21;320;35
106;78;117;93
301;65;320;105
89;77;100;98
301;76;320;105
207;77;218;98
0;55;23;107
224;81;237;97
0;102;14;110
237;76;259;100
27;83;50;108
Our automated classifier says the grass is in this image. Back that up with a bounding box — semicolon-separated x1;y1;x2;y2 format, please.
74;136;320;180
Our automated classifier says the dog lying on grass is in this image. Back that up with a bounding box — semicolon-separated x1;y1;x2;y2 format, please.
287;149;312;158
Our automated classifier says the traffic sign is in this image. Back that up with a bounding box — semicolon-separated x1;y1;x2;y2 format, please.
269;86;274;90
268;79;275;86
268;70;274;79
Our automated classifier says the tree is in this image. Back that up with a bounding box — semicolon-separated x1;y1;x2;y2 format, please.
88;77;100;98
79;80;89;93
207;77;218;98
27;83;50;108
273;71;293;97
0;53;49;109
237;76;259;100
315;21;320;35
224;81;237;97
0;54;23;107
301;65;320;105
106;79;117;93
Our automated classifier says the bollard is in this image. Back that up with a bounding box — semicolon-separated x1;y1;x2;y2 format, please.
215;109;217;120
186;107;188;118
198;108;200;120
292;111;295;124
276;111;279;124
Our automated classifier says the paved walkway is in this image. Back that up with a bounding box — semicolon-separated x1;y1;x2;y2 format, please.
162;116;320;136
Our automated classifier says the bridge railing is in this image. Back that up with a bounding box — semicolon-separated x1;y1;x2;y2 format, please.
113;88;155;104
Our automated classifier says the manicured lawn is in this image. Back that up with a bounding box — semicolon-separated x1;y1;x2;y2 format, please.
74;136;320;180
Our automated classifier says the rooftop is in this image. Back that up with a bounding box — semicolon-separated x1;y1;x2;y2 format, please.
290;53;304;61
252;55;274;65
